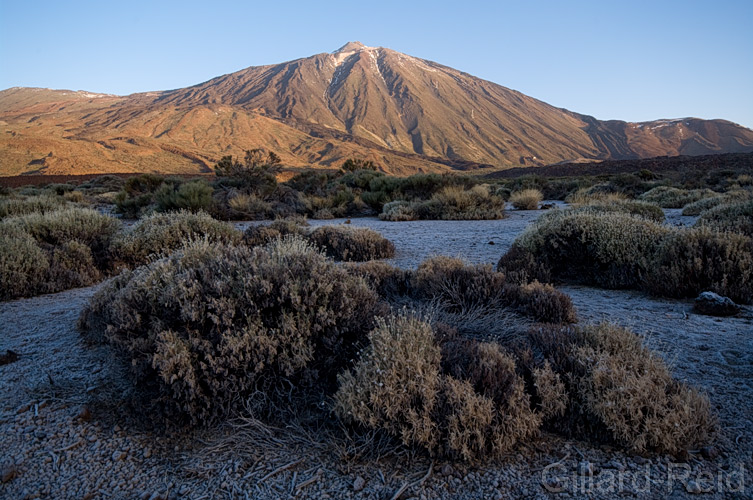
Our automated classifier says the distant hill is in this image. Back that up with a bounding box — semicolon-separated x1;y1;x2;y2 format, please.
2;41;752;176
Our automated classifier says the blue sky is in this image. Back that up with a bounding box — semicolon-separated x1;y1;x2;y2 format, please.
1;0;751;128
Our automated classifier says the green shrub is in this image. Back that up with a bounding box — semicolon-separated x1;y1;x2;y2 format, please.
379;185;504;221
646;226;753;303
695;199;753;237
115;174;167;217
0;195;67;218
509;189;543;210
155;180;214;213
638;186;717;208
308;225;395;261
225;193;272;219
113;210;241;266
79;237;381;425
379;200;416;221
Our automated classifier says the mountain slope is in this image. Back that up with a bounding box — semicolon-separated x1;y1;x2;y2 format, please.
2;42;752;176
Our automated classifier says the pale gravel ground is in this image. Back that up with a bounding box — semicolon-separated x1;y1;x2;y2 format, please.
1;206;751;499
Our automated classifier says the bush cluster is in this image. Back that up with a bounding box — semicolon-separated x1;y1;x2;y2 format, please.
695;199;753;237
112;210;241;267
0;194;67;218
380;185;505;221
638;186;717;208
335;316;712;459
245;221;395;262
79;237;382;425
498;209;753;303
0;208;121;299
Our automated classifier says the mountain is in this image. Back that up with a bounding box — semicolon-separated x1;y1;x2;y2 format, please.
2;41;752;176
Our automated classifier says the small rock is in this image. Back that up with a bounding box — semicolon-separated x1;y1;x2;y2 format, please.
16;403;31;415
633;456;650;465
604;460;626;472
77;406;92;421
143;448;152;459
693;292;740;316
700;446;719;460
488;241;495;245
1;465;18;483
685;480;703;494
0;350;19;366
112;451;127;462
674;449;690;462
353;476;366;492
147;493;165;500
113;425;122;432
441;464;454;477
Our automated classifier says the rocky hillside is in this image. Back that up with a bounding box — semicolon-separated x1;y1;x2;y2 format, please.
2;42;752;176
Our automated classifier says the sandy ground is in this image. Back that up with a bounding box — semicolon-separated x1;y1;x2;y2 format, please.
1;207;751;499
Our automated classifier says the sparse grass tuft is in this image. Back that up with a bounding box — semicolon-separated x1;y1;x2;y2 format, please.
509;189;543;210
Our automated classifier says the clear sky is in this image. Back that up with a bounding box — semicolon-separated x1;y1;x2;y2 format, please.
1;0;751;128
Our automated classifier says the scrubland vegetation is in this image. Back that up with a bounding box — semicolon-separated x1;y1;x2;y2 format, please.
4;152;751;464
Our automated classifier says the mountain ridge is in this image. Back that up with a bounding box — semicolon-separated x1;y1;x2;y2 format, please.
1;42;752;176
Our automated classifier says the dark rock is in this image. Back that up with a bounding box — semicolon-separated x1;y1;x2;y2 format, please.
693;292;740;316
488;241;495;245
0;350;18;366
701;446;719;460
1;465;17;483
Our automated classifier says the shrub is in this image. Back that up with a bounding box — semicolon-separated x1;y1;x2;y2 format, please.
308;225;395;261
499;211;669;289
343;261;411;298
0;195;67;218
113;210;241;266
509;189;543;210
681;190;751;216
379;200;416;221
576;200;665;223
0;227;50;300
638;186;716;208
572;324;714;455
155;180;214;213
335;315;541;461
503;281;577;324
646;226;753;303
226;193;272;219
47;240;102;291
79;237;381;425
411;257;506;311
4;208;121;264
243;219;309;247
695;199;753;237
565;187;627;205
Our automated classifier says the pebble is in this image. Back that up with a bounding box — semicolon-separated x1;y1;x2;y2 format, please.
143;448;152;459
1;464;18;483
353;475;366;492
685;480;703;494
441;464;454;477
112;450;127;462
700;446;719;460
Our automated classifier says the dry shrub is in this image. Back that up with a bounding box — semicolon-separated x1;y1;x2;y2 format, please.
243;218;309;247
63;190;85;203
638;186;716;208
532;362;568;420
0;194;66;218
308;225;395;261
573;324;715;455
379;200;415;221
565;188;627;205
335;315;540;461
525;323;715;455
578;200;665;222
509;189;543;210
343;261;411;298
379;186;505;221
113;210;241;266
47;240;102;291
504;281;577;324
499;211;668;288
79;237;381;425
646;226;753;303
227;193;272;219
681;190;752;216
0;227;49;300
695;199;753;237
412;256;506;311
